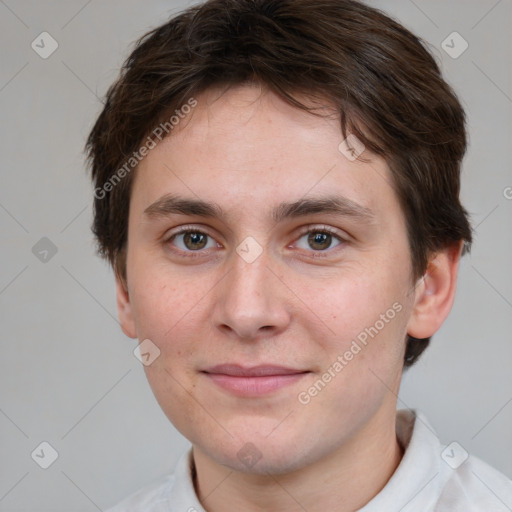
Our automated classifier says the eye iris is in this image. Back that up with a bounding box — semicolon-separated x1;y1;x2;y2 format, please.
184;232;207;250
308;232;331;250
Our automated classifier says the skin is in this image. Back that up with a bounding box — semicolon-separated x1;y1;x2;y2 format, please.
116;84;462;512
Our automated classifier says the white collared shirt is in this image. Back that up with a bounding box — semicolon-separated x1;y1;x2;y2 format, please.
105;410;512;511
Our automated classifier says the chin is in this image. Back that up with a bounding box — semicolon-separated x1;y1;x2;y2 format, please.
197;424;322;476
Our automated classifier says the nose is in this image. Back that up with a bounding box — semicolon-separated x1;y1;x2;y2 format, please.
211;247;291;341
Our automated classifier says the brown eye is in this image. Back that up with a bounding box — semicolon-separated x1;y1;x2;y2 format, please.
169;230;217;252
183;232;208;250
307;232;333;251
294;228;343;252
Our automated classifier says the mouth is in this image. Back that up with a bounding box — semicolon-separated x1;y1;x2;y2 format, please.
201;364;310;396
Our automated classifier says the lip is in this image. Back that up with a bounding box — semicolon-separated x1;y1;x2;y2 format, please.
202;364;310;396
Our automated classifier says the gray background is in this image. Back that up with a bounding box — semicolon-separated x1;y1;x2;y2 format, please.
0;0;511;510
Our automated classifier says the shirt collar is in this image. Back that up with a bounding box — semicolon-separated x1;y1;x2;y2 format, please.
359;409;442;511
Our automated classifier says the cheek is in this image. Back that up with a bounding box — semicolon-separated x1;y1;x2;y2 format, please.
304;265;407;338
300;290;408;433
129;260;203;337
304;267;411;392
128;264;223;391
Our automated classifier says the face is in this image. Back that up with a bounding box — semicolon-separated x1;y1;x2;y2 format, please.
117;84;432;475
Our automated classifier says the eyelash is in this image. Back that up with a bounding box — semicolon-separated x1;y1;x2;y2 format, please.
164;224;346;259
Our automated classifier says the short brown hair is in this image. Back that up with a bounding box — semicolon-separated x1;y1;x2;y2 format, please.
86;0;472;366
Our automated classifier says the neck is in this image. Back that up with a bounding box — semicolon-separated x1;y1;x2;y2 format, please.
192;407;404;512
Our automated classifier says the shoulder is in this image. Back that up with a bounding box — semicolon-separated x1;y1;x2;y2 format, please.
388;410;512;512
104;474;174;512
104;448;202;512
435;452;512;511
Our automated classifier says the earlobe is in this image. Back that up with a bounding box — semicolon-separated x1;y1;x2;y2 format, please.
407;242;463;339
116;277;137;339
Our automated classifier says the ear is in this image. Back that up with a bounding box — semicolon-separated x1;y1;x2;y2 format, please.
116;277;137;339
407;241;463;339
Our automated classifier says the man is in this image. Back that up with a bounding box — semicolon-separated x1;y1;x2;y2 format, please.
86;0;512;510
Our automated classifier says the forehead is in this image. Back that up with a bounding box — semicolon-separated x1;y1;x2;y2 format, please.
131;84;400;227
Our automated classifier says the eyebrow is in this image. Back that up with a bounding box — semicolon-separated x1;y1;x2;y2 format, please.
143;193;374;223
